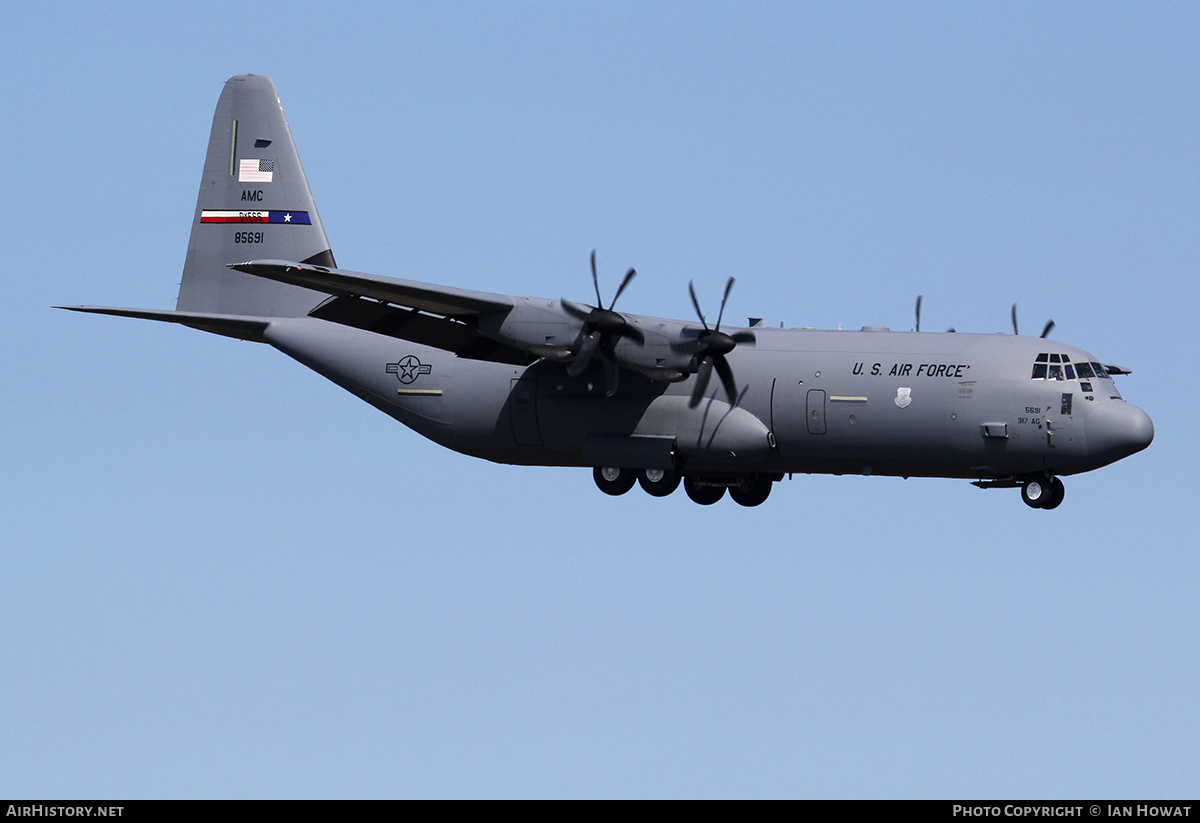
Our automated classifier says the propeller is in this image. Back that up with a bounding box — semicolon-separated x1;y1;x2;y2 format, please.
672;278;756;408
562;250;645;396
1011;303;1056;339
917;295;956;332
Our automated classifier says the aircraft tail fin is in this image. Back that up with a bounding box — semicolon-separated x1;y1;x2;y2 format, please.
176;75;335;317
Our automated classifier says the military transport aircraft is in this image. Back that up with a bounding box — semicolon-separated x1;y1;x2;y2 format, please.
62;75;1154;510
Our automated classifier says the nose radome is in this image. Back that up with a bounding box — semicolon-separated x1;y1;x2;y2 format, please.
1086;401;1154;463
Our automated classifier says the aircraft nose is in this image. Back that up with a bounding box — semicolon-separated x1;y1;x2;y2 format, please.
1086;401;1154;464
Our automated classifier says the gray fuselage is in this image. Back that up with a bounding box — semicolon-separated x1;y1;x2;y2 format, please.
263;317;1153;482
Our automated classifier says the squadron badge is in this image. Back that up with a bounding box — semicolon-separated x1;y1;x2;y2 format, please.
894;387;912;409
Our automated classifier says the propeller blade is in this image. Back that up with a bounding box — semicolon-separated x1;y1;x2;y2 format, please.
915;295;922;332
609;267;636;309
729;331;757;345
590;249;603;308
713;355;738;404
562;298;593;321
689;357;714;408
567;330;601;377
1011;303;1019;336
688;281;708;330
715;277;735;331
1040;319;1056;339
602;355;619;397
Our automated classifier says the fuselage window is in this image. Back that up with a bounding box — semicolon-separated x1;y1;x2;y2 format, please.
1075;361;1096;379
1090;362;1109;379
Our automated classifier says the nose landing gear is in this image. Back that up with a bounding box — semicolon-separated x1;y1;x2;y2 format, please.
1021;475;1065;510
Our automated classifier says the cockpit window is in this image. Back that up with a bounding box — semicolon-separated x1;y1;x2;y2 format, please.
1030;355;1110;381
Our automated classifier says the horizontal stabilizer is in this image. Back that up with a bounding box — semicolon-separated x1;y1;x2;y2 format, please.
230;260;514;317
56;306;271;342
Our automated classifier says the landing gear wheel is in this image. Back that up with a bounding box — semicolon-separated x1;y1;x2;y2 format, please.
729;474;772;507
1021;478;1047;508
593;466;636;496
1043;477;1065;510
684;476;725;505
1021;476;1064;509
638;467;681;497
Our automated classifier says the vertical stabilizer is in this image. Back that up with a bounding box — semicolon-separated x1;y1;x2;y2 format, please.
176;75;335;317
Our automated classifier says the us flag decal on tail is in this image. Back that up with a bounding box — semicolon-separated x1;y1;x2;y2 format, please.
238;158;273;182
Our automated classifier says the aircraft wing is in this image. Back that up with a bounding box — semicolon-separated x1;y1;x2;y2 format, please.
231;259;536;365
230;260;514;316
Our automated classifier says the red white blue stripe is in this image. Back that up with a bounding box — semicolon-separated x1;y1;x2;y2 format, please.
200;210;312;225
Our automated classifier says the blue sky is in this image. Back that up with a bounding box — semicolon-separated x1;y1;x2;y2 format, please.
3;1;1198;798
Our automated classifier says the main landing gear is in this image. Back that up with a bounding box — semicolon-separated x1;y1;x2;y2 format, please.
684;475;725;505
593;466;636;496
638;467;681;497
592;467;776;507
729;474;773;507
1021;475;1065;510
